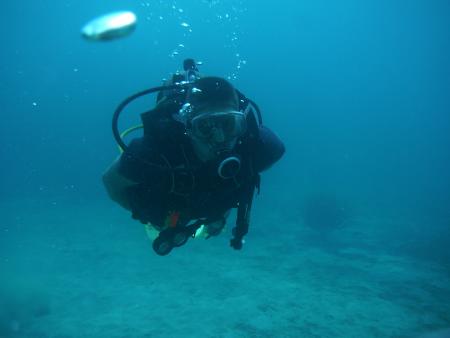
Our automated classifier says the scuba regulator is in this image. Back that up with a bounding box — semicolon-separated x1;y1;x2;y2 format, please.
112;58;200;153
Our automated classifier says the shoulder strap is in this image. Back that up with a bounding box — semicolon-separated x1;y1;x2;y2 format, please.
231;173;259;250
231;134;261;248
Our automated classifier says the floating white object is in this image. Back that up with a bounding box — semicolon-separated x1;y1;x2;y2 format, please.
81;11;137;41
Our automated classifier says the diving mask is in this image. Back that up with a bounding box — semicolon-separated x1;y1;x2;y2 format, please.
189;111;247;144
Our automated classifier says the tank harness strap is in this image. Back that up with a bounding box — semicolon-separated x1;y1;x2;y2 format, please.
235;173;259;239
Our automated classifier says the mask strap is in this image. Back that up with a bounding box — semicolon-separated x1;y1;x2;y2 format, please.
244;103;261;128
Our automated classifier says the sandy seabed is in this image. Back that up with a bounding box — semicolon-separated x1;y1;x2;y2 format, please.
1;200;449;338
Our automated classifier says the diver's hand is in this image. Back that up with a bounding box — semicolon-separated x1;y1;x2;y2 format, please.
230;236;244;250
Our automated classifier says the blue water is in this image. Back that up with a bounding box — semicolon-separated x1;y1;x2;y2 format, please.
1;1;449;337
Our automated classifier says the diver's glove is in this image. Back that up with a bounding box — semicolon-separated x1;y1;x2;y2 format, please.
230;226;247;250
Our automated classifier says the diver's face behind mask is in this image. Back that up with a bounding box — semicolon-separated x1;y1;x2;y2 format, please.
188;110;247;162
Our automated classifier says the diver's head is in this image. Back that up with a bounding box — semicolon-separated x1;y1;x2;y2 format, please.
185;77;246;162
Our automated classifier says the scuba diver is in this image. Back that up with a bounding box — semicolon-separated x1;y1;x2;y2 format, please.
103;59;285;256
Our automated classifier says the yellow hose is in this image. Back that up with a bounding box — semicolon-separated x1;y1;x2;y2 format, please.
118;124;143;153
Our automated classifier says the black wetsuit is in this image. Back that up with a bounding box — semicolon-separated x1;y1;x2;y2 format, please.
117;100;285;230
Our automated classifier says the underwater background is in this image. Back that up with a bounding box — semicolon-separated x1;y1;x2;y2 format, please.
1;0;449;337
